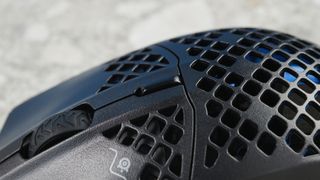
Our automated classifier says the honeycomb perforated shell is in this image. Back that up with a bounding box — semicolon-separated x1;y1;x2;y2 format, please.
129;28;320;179
3;28;320;180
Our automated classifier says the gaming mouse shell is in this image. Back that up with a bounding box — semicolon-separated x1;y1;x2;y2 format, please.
1;28;320;180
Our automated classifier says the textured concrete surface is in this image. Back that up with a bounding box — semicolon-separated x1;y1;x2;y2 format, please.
1;0;320;131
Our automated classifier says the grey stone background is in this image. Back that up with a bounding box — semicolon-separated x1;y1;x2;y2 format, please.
1;0;320;131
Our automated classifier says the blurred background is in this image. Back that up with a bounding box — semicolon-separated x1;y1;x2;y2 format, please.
1;0;320;130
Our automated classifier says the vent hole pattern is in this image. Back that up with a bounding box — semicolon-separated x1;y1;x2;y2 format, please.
249;32;265;40
242;80;262;96
102;124;121;139
152;144;172;165
286;129;305;153
260;89;280;107
290;40;305;49
297;78;315;93
191;60;209;72
175;108;184;125
229;45;246;56
298;53;314;64
307;71;320;84
245;51;264;63
99;47;170;92
118;127;138;146
307;49;320;59
134;64;151;73
278;101;297;120
296;114;315;135
218;55;236;67
271;78;289;93
314;131;320;149
196;39;212;47
225;72;244;87
178;38;196;45
266;37;281;46
256;43;272;55
281;68;298;82
169;154;182;177
272;50;290;62
288;89;307;105
280;44;298;54
263;59;281;72
170;28;320;173
315;64;320;73
253;68;272;83
197;77;216;92
268;116;288;136
102;105;187;180
228;138;248;161
164;125;183;145
106;64;120;71
221;109;241;128
232;94;251;111
108;74;124;84
187;47;203;56
306;101;320;120
239;119;258;141
289;60;306;73
140;164;160;180
316;91;320;104
304;145;318;157
204;145;218;168
147;116;166;135
202;50;219;61
257;132;276;155
208;65;226;79
206;100;223;118
209;126;230;147
119;64;135;72
135;135;155;155
239;38;256;47
215;85;234;101
130;115;149;127
212;41;229;50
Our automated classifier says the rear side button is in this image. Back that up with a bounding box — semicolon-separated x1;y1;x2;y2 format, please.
134;76;182;96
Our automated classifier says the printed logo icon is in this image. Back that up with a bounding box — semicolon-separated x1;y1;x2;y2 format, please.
117;157;131;173
109;148;131;180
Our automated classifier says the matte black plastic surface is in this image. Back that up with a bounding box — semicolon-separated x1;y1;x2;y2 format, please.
2;28;320;180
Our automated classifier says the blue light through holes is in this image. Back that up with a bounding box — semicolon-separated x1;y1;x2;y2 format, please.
281;68;298;82
225;72;244;87
307;71;320;84
289;60;306;73
284;72;297;82
272;51;289;62
314;64;320;73
256;44;271;55
245;51;263;63
298;54;314;65
280;45;298;54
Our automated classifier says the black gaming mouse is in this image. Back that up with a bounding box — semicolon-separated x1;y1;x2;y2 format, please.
1;28;320;180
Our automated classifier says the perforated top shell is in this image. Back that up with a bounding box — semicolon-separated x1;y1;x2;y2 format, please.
2;28;320;180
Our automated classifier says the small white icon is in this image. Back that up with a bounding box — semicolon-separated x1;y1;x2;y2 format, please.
109;148;131;180
117;157;131;173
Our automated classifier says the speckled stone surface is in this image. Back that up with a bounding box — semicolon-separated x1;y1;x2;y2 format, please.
1;0;320;131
